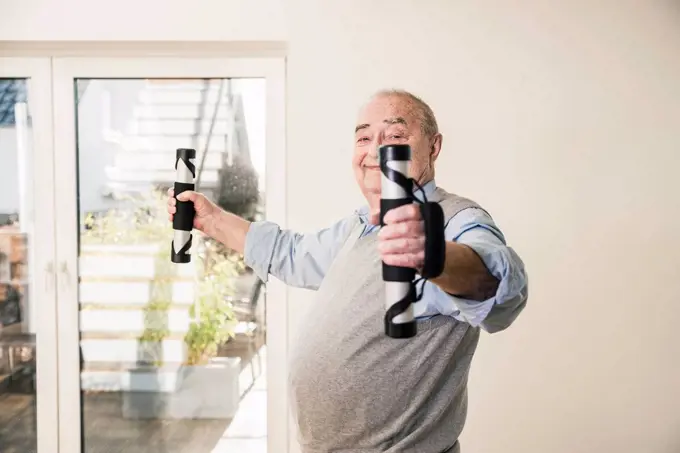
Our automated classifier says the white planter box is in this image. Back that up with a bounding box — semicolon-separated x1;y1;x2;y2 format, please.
82;364;185;392
122;357;242;419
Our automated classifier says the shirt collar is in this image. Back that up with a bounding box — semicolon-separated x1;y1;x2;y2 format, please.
355;179;437;222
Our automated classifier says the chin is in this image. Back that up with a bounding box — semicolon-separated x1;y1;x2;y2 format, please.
363;174;381;194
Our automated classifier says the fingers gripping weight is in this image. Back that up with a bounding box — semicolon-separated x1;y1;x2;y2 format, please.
171;148;197;263
380;145;418;339
379;144;447;339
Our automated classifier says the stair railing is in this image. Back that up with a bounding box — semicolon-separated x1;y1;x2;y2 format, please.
195;78;227;192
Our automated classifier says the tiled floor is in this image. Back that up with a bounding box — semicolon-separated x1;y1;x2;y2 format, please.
0;345;268;453
212;347;268;452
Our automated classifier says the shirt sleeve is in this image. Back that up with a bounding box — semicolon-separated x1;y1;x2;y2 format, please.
420;207;529;333
243;214;359;290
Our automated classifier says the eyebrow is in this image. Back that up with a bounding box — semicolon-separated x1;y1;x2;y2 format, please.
355;116;408;133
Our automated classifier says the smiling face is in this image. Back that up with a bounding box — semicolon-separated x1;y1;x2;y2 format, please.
352;92;442;207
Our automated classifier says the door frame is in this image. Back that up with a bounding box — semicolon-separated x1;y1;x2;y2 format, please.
0;57;60;453
51;56;288;453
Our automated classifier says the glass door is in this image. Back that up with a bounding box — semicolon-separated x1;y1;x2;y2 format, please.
0;58;60;453
51;57;288;453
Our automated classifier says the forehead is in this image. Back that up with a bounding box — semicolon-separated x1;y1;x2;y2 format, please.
356;95;418;129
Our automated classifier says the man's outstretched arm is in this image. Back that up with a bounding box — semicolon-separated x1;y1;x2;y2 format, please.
171;188;358;291
426;208;528;333
240;215;358;290
378;204;528;333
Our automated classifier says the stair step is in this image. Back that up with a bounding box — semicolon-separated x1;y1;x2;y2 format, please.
80;303;195;311
114;135;228;153
80;336;188;364
83;361;184;372
81;331;187;340
79;308;193;334
79;280;196;305
144;80;219;90
81;243;163;255
113;150;223;171
139;90;226;105
80;254;155;279
132;119;233;136
133;104;233;120
79;247;197;280
104;167;220;184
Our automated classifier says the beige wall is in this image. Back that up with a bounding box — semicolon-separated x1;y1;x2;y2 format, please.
285;2;680;452
2;0;680;452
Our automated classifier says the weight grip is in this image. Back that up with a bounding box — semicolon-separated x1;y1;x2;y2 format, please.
379;144;417;339
173;182;195;232
171;148;197;264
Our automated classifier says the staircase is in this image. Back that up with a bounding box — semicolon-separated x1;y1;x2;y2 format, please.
102;79;250;201
79;79;251;393
79;243;198;392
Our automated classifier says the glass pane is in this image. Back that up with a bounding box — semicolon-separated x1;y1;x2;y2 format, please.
75;78;267;452
0;79;38;453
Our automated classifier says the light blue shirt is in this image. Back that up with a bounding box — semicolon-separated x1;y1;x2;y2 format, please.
244;180;528;333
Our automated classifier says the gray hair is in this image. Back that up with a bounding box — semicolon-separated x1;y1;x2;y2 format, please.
372;89;440;138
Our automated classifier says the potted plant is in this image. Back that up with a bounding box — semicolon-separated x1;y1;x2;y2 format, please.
160;249;243;419
80;189;193;394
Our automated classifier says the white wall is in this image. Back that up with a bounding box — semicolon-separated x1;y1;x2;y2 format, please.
284;2;680;453
0;0;286;41
2;1;680;452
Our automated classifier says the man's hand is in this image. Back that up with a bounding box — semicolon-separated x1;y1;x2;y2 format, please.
167;188;251;254
376;204;425;271
167;188;219;233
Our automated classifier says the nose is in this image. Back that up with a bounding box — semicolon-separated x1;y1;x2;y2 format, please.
368;130;385;159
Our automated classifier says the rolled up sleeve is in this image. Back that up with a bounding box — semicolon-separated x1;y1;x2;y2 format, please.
428;208;529;333
243;216;358;290
244;221;281;283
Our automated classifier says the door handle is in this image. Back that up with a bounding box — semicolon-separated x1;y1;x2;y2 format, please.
59;261;71;287
45;261;55;290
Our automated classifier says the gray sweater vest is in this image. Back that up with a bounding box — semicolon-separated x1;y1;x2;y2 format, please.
289;188;484;453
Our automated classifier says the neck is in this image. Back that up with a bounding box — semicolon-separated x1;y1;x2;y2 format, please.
365;191;381;213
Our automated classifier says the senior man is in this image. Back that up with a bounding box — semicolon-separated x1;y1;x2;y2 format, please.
167;89;528;453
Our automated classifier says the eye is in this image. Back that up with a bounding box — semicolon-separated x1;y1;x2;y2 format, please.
356;136;370;143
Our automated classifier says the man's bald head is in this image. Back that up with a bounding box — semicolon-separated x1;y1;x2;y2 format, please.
368;89;439;139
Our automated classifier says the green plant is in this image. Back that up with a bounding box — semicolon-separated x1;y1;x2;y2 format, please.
80;186;244;367
132;248;178;366
184;251;243;365
80;189;179;364
81;188;174;245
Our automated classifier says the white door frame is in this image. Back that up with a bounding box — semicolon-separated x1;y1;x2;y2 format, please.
0;57;60;453
51;56;288;453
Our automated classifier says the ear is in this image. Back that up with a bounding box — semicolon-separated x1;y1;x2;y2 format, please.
430;133;443;160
